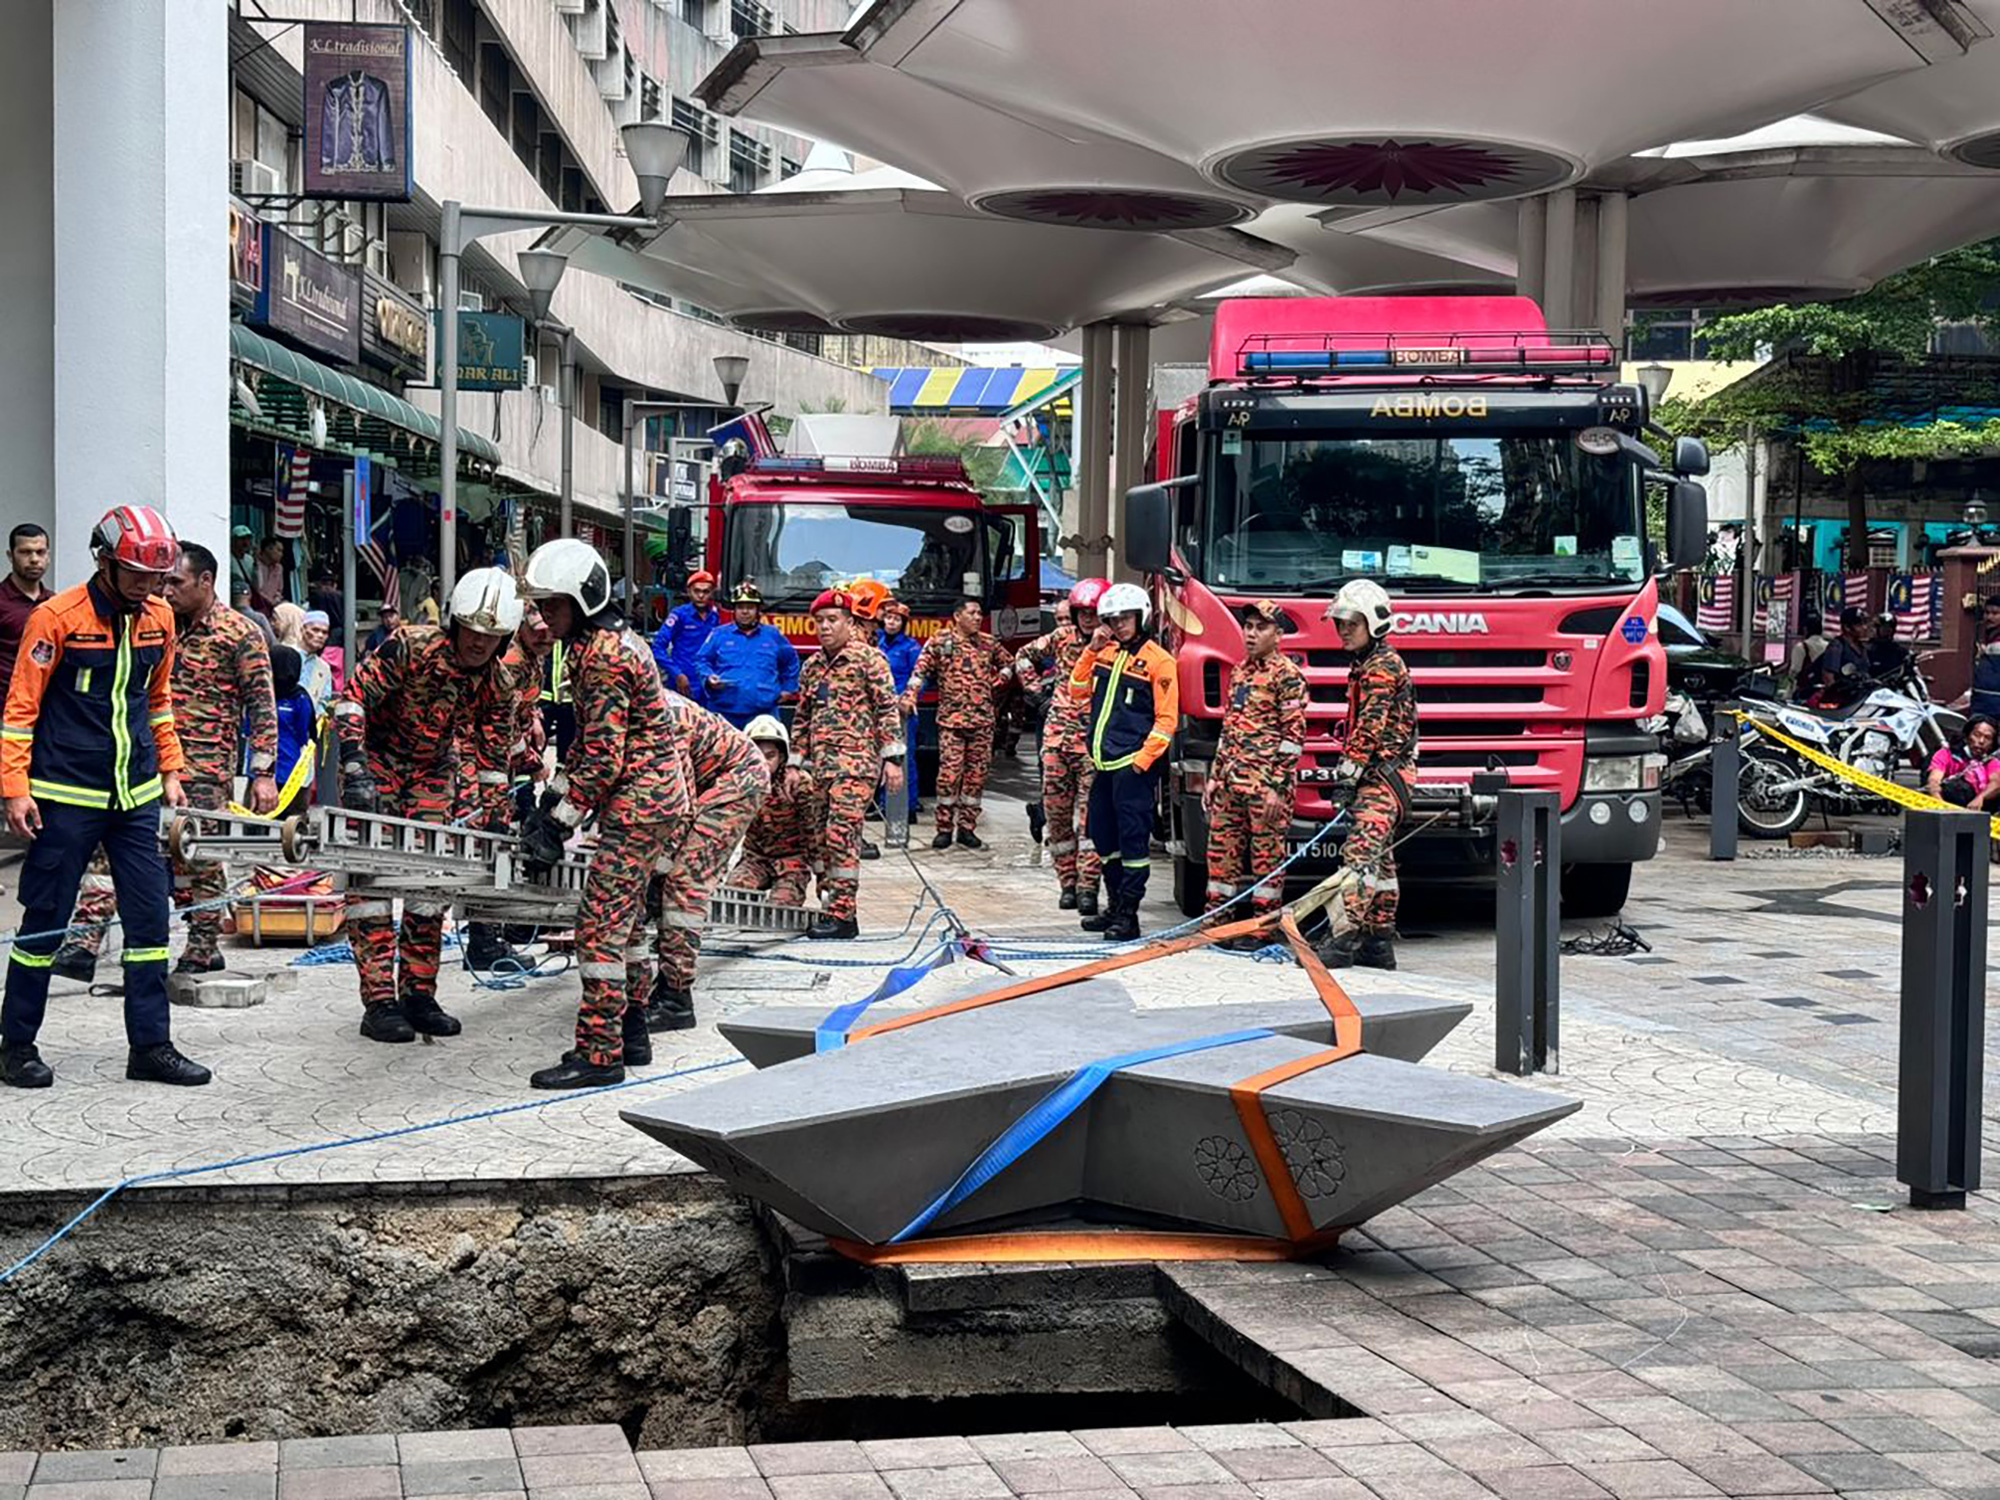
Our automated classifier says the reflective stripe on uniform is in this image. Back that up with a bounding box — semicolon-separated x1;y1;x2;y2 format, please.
1048;838;1077;855
122;946;170;965
0;725;31;742
1207;882;1236;897
346;899;393;918
579;961;626;980
109;612;135;803
150;710;174;728
935;795;957;807
29;778;109;808
623;946;649;965
830;861;860;880
8;949;53;969
332;700;363;717
1278;741;1303;756
79;874;115;894
476;771;508;785
662;908;703;930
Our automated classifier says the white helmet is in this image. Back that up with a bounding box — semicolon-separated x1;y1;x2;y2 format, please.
521;538;613;619
1098;582;1151;626
447;567;524;637
1325;578;1393;638
744;713;790;758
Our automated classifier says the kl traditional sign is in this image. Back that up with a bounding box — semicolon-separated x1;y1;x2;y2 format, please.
302;22;412;202
251;226;362;365
451;311;527;391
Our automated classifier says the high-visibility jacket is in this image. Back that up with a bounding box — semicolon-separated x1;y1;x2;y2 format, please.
1;578;184;809
1070;633;1178;774
539;639;568;704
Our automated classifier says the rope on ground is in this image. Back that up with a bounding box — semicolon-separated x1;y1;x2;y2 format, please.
0;1055;747;1289
1561;922;1652;957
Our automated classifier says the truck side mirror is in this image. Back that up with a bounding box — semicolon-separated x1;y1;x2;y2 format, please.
1673;435;1710;477
1666;479;1708;569
1124;479;1184;575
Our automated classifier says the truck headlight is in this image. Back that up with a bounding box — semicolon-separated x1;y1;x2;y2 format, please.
1583;755;1644;792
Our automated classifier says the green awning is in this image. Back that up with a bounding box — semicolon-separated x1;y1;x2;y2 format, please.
229;322;501;465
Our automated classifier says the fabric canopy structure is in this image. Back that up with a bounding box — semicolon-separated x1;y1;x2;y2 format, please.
872;365;1076;414
229;323;501;466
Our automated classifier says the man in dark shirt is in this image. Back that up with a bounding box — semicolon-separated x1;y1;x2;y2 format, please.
1803;607;1876;708
0;523;51;694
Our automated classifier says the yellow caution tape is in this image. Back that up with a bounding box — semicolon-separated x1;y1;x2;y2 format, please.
1747;715;2000;841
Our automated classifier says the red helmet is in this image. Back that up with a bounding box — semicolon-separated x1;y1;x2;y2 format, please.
1069;577;1111;613
810;588;853;616
92;505;180;574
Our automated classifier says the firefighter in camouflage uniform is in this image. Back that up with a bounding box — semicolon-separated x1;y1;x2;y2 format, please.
1016;578;1108;913
794;589;906;939
727;715;810;905
642;692;769;1031
905;597;1014;849
57;542;281;978
519;538;691;1088
1204;599;1307;948
1319;579;1417;971
335;568;522;1043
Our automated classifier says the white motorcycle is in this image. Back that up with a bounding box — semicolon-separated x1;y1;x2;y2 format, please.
1731;662;1962;838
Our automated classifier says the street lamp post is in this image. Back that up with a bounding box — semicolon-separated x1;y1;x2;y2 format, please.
621;357;752;620
434;121;687;597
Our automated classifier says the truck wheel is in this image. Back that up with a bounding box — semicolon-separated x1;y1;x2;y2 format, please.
1560;861;1632;919
1172;853;1205;919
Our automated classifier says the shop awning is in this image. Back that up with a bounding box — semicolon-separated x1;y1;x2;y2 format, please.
871;364;1077;415
230;323;501;465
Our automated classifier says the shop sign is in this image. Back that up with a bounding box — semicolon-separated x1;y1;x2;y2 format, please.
251;225;362;365
449;311;527;391
228;200;264;303
302;22;413;202
361;269;429;378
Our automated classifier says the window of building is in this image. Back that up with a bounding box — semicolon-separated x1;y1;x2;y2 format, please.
730;0;773;39
680;0;710;26
673;97;718;178
640;74;663;123
779;155;802;180
729;128;771;194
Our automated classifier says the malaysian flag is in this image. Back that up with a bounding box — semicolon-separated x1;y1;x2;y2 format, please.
275;446;310;539
1889;572;1938;642
1697;573;1736;634
1753;574;1798;634
1843;573;1871;613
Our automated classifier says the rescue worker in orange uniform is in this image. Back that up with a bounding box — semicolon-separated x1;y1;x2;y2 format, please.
905;597;1014;849
1;506;211;1089
1071;583;1178;942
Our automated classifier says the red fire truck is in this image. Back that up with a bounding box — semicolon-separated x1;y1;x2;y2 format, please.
694;450;1043;771
1125;295;1710;918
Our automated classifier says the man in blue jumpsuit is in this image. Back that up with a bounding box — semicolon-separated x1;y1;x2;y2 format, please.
651;569;720;705
695;581;800;728
875;597;922;819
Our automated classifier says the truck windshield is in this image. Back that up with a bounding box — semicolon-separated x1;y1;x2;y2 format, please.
723;502;984;612
1204;432;1645;593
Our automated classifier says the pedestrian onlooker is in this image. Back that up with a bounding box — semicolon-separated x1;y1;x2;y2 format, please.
1802;607;1874;707
651;569;721;703
308;571;343;643
267;644;319;816
0;522;52;694
1972;594;2000;722
1927;714;2000;808
1868;610;1910;680
694;581;800;728
362;604;402;660
1203;599;1307;946
300;608;337;706
253;537;287;615
228;526;258;606
1785;611;1828;684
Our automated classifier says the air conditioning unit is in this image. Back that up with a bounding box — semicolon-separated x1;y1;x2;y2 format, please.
458;292;485;313
538;384;559;404
231;158;282;196
523;354;540;387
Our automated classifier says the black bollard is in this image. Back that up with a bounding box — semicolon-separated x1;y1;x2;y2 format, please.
1495;789;1559;1076
1709;706;1739;862
1897;808;1987;1210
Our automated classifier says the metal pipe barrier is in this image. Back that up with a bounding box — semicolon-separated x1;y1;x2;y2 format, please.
1709;705;1739;862
1494;788;1559;1076
1898;808;1987;1210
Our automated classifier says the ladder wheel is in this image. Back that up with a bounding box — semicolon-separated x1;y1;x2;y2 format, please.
168;814;197;864
280;815;308;864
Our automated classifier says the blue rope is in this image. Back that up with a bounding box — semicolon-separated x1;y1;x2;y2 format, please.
890;1027;1274;1242
0;1055;747;1288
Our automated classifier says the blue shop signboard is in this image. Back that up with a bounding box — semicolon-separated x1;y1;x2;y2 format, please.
251;225;362;365
451;311;528;391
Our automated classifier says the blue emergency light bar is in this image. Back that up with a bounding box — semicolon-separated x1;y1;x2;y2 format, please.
1236;333;1617;377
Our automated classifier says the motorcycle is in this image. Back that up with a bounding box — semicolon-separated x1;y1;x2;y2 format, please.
1728;661;1963;838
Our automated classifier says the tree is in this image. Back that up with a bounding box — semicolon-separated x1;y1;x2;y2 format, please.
904;417;1009;496
1659;239;2000;568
